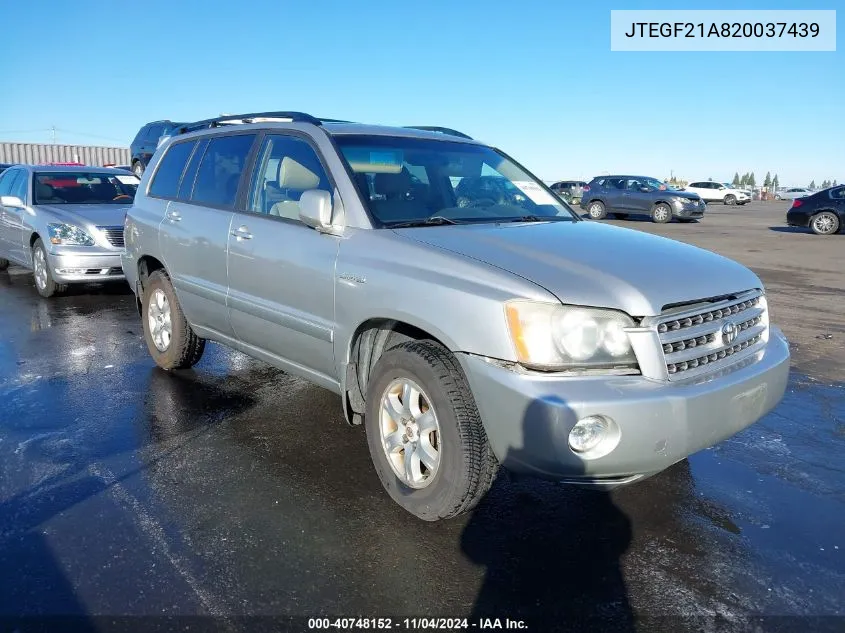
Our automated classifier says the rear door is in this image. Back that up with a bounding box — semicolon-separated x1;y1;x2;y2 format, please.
156;133;256;338
0;168;18;261
5;168;30;264
227;132;340;383
601;177;626;210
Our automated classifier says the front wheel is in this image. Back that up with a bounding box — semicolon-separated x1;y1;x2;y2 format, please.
810;212;840;235
364;340;497;521
142;270;205;369
775;195;782;201
132;161;144;178
724;195;736;205
32;238;66;298
587;201;607;220
651;203;672;223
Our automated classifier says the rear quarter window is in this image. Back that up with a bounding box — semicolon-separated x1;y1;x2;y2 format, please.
148;141;195;199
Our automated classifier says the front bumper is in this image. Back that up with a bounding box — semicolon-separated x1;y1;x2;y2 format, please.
458;327;789;486
674;204;705;218
48;247;125;283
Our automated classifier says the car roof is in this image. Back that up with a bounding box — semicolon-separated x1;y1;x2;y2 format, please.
592;175;657;180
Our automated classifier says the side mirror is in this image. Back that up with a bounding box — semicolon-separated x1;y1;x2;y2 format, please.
299;189;335;231
0;195;24;208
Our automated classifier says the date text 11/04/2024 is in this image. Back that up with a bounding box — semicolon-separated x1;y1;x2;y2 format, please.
624;22;820;38
307;618;528;630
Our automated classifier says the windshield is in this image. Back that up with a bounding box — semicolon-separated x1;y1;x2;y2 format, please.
34;172;139;205
334;135;578;226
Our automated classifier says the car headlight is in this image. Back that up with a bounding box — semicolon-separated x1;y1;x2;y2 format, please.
672;197;690;207
47;223;95;246
505;301;638;370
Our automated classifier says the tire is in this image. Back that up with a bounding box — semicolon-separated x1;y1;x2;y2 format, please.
364;340;497;521
651;203;672;223
775;195;782;201
810;211;840;236
724;195;736;205
142;269;205;370
132;161;144;178
587;200;607;220
0;258;9;271
612;213;629;220
32;238;67;298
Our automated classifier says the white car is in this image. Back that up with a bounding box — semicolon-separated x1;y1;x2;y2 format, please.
684;181;750;205
775;187;813;201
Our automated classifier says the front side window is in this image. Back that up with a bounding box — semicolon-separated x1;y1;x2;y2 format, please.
334;135;576;226
33;172;138;205
191;134;256;208
10;170;28;201
149;141;195;199
0;169;14;196
247;135;332;220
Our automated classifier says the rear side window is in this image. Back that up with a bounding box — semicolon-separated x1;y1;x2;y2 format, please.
190;134;256;208
177;139;207;200
149;141;195;199
830;187;845;199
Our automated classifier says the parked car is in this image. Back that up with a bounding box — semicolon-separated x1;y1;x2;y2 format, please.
550;180;587;202
775;187;813;201
130;120;186;178
0;165;139;297
786;186;845;235
123;111;789;521
684;181;749;205
0;163;13;175
580;175;705;223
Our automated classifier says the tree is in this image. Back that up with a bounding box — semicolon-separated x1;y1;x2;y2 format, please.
749;172;756;187
764;172;772;188
740;173;748;186
834;179;839;186
809;180;816;189
732;172;740;186
822;179;830;189
773;174;779;190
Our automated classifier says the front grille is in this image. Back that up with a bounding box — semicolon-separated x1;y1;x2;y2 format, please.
656;290;768;381
97;225;124;248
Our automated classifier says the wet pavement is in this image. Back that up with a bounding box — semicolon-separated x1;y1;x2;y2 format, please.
1;203;843;632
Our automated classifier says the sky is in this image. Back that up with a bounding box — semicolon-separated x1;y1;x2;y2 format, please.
0;0;841;187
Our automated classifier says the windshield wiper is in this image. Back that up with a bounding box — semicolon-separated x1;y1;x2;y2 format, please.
387;216;467;228
501;215;560;223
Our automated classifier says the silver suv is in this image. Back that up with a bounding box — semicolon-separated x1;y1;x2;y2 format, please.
122;112;790;521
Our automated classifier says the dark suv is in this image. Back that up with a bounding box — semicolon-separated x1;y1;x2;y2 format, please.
130;120;185;177
580;175;705;223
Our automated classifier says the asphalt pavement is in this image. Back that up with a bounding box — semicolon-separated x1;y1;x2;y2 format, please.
0;201;842;632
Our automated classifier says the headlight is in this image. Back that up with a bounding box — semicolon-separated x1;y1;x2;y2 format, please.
47;223;95;246
505;301;638;370
672;197;690;207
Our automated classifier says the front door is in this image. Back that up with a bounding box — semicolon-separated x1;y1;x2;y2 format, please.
622;178;651;212
227;133;339;383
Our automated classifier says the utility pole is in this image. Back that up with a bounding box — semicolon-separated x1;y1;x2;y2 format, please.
51;126;57;144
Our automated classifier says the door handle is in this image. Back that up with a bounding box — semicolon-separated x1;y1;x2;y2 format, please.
231;225;253;240
166;209;181;222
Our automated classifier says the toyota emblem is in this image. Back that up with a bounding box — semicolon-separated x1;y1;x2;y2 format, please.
721;320;738;345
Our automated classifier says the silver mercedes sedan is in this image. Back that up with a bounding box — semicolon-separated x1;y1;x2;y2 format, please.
0;165;138;297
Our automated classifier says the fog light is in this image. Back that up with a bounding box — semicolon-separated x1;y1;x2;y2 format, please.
569;415;614;454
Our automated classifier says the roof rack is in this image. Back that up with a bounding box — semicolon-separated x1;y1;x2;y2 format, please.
175;111;323;135
404;126;473;140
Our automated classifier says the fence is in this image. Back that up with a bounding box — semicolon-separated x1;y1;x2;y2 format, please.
0;142;130;166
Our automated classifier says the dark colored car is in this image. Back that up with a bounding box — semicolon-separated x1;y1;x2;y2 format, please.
580;175;705;223
786;186;845;235
0;163;14;175
130;120;186;178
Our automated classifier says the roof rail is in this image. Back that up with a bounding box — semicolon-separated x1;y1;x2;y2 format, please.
175;111;323;135
404;126;473;140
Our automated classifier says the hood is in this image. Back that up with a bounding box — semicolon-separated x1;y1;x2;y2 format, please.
671;190;701;200
35;203;131;227
394;221;762;316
